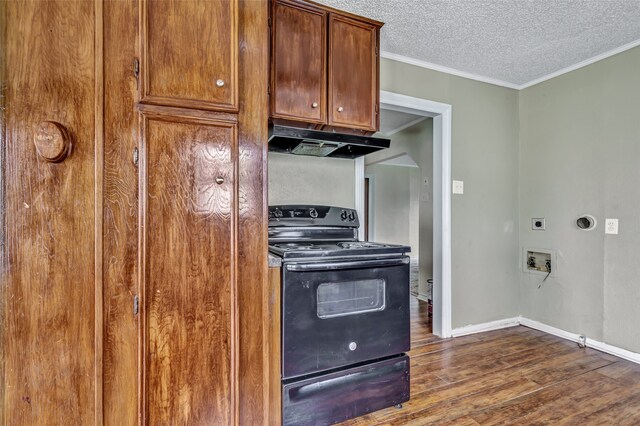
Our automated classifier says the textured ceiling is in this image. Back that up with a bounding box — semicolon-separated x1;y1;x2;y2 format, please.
316;0;640;86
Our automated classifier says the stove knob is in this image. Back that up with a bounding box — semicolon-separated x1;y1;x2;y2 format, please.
348;211;356;221
349;342;357;351
309;208;318;218
340;210;348;221
274;208;283;218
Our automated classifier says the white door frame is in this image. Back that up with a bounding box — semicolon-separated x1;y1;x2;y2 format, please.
355;90;452;338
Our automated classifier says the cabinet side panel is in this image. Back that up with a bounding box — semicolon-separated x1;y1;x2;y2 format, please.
238;0;269;423
144;117;237;425
4;1;97;423
103;0;139;424
0;1;6;423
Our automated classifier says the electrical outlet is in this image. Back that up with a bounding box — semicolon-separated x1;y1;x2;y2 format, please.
605;218;619;235
452;180;464;194
532;218;545;230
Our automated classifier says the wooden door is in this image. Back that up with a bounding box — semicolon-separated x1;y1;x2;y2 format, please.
271;0;327;124
141;0;238;112
3;1;98;423
141;113;237;425
328;14;379;132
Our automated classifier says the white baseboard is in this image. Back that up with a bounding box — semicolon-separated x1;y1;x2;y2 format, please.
519;317;580;342
520;317;640;365
451;317;520;337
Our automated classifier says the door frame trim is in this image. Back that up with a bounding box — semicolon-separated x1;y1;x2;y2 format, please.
355;90;452;338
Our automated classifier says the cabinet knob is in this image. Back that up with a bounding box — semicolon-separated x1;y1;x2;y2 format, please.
216;79;225;87
337;107;344;113
311;102;318;108
33;121;71;163
215;176;225;184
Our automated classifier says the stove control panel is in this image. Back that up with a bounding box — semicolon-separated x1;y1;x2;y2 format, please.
269;205;359;228
339;209;356;222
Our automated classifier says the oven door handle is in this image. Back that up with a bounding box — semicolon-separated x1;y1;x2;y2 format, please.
285;257;409;272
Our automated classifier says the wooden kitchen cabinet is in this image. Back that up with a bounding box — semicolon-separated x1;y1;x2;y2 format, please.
142;114;237;424
328;14;379;132
2;1;270;424
271;0;327;124
141;0;238;112
270;0;382;133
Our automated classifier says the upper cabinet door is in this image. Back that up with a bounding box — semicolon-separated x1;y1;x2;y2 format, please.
142;0;238;112
328;14;379;132
271;1;327;124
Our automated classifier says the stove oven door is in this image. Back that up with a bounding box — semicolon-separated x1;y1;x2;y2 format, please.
282;256;410;379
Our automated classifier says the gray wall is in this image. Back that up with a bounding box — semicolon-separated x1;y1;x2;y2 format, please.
366;164;419;252
380;58;521;328
268;153;355;208
519;46;640;352
367;119;434;298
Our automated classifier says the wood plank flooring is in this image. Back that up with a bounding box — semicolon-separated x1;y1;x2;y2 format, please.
339;297;640;425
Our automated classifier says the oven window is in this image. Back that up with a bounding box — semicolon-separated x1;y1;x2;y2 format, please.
317;279;386;319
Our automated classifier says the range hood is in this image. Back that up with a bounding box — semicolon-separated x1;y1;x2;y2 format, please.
268;124;390;159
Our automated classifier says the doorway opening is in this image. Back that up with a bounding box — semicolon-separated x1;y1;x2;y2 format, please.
356;91;452;338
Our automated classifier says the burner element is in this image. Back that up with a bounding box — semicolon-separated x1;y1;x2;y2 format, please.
274;243;323;251
337;242;391;249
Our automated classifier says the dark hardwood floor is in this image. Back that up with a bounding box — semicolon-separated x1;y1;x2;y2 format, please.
340;296;640;425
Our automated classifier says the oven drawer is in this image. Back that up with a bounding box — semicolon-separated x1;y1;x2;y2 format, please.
283;355;410;426
282;257;410;378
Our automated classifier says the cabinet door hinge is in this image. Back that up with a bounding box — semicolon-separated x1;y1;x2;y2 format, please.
267;83;271;95
133;147;139;166
133;57;140;79
268;17;272;27
133;295;139;315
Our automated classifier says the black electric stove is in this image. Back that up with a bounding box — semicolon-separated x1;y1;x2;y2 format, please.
269;205;411;426
268;205;410;260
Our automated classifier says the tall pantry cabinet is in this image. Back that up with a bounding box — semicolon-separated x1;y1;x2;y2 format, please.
1;0;270;424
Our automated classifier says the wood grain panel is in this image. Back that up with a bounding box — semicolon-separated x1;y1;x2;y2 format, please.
271;0;327;124
328;14;378;132
102;0;139;424
0;1;6;422
141;114;237;425
4;0;97;423
141;0;238;112
267;267;282;425
237;1;270;425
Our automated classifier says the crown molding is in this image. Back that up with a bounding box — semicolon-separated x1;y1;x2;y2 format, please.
381;38;640;91
380;51;521;90
518;38;640;89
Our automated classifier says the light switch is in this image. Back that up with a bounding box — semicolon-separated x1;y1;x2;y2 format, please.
605;218;619;235
452;180;464;194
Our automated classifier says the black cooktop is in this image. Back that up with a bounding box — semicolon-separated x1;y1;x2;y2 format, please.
268;241;410;260
268;205;411;260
